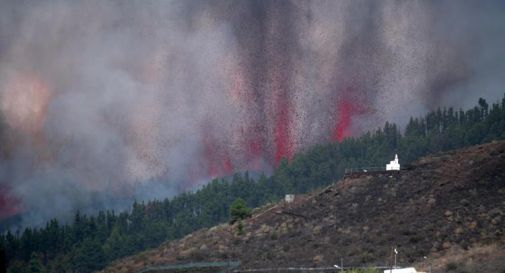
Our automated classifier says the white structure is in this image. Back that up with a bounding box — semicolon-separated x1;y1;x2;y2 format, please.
383;268;424;273
386;154;400;171
285;194;295;203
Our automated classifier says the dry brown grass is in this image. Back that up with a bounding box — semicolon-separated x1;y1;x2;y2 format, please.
415;244;505;273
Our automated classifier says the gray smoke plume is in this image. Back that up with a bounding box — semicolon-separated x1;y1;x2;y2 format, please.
0;0;504;228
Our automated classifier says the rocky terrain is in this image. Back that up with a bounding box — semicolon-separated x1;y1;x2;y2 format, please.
100;141;505;273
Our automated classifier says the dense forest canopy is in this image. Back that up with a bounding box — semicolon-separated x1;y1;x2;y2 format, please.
1;95;505;273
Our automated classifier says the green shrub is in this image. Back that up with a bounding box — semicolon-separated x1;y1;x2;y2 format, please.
230;198;252;224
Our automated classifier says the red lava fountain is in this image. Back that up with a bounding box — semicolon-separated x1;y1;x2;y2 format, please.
334;99;353;141
274;97;292;164
332;94;366;142
201;124;234;179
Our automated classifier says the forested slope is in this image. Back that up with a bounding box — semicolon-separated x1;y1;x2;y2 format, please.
2;95;505;272
100;139;505;273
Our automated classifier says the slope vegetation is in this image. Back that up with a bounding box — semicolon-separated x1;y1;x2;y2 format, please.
102;140;505;273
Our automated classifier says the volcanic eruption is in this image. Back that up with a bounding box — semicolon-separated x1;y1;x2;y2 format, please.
0;0;504;227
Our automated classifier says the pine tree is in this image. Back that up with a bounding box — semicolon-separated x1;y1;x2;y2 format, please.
27;253;46;273
229;198;252;224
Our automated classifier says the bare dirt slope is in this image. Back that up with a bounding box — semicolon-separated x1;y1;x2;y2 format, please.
100;141;505;273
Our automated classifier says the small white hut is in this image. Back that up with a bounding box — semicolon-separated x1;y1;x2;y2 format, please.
386;154;400;171
285;194;295;203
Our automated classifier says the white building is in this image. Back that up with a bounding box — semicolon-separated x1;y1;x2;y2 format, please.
386;154;400;171
284;194;295;203
383;268;424;273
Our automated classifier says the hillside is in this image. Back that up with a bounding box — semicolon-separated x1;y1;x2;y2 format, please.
100;140;505;273
4;95;505;273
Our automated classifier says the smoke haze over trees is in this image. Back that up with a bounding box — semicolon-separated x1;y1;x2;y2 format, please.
0;0;505;227
2;95;505;273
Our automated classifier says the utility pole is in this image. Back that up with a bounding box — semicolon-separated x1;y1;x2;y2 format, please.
424;256;432;273
389;247;394;273
423;256;431;273
394;248;398;269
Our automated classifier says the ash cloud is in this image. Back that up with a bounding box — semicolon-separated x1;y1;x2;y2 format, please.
0;0;504;228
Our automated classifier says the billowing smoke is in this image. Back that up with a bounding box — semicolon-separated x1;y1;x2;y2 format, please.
0;0;504;227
